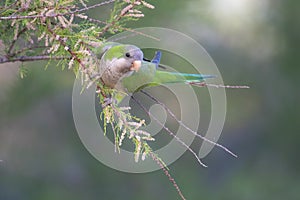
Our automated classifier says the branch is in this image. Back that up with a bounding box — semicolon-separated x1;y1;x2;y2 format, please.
149;152;186;200
0;55;69;64
87;17;160;41
11;45;48;57
141;90;238;157
131;95;207;167
46;25;86;70
7;27;28;56
98;0;143;37
0;0;18;14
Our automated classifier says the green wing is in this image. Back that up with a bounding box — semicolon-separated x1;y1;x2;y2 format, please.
122;61;157;93
122;61;215;93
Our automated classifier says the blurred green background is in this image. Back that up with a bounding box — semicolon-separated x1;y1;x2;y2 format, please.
1;0;299;199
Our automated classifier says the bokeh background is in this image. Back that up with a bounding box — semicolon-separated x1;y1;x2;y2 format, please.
1;0;299;199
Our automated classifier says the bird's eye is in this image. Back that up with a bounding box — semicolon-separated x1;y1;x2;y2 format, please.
125;52;131;58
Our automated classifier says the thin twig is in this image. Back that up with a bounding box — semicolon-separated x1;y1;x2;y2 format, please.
150;152;186;200
190;82;250;89
131;95;207;167
141;90;238;158
0;0;116;20
0;0;19;14
12;45;48;56
8;27;28;56
74;0;115;14
110;121;118;153
87;17;160;41
46;25;88;73
98;0;140;37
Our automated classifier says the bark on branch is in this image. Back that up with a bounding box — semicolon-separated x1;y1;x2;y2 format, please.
0;55;69;64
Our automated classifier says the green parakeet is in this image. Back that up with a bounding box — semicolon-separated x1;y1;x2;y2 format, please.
96;42;214;102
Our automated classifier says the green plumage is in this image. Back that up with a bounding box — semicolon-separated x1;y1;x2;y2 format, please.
97;42;215;102
122;62;214;93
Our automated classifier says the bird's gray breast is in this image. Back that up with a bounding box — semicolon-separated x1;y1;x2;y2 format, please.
99;57;132;90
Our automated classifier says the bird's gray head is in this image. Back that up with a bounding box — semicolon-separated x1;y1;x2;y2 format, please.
99;44;144;89
117;45;143;74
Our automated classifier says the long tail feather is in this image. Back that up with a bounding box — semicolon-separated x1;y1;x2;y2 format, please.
154;71;216;84
169;72;216;81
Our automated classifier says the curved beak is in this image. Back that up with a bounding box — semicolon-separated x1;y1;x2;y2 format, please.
130;60;141;72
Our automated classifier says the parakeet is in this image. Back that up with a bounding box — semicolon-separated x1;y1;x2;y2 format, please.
96;42;215;102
